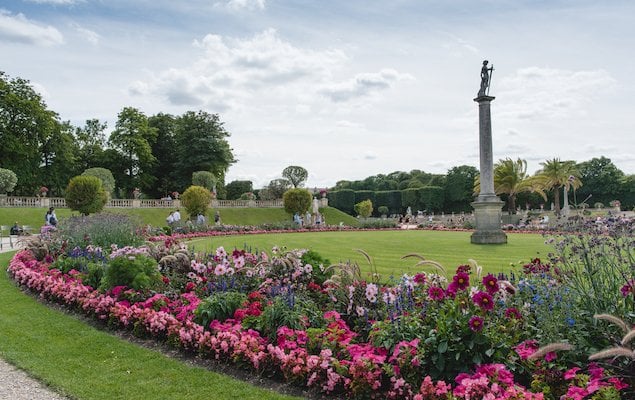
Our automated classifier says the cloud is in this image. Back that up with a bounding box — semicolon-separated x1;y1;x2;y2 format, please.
0;10;63;46
24;0;78;4
129;29;347;108
497;67;617;120
320;69;415;102
215;0;266;11
363;151;378;160
71;23;100;45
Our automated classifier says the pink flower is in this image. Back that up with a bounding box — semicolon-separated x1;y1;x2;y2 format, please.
514;340;538;360
468;315;484;332
413;273;427;284
564;367;580;380
504;307;522;320
452;271;470;290
428;286;445;301
472;291;494;311
482;274;499;294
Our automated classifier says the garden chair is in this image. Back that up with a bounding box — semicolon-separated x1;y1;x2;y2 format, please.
22;225;33;235
0;225;13;249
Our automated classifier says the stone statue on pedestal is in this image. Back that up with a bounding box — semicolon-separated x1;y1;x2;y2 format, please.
478;60;494;97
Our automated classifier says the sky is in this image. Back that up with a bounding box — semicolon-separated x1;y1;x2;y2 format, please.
1;0;634;189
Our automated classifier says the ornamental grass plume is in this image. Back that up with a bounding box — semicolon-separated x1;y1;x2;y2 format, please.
589;313;635;361
527;342;574;361
401;253;447;275
594;313;631;335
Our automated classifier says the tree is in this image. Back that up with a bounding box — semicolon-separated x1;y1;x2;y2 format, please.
173;111;235;192
283;188;312;215
39;121;79;196
181;186;212;217
0;168;17;194
264;178;291;199
535;158;582;215
576;157;624;207
147;113;178;198
192;171;217;192
225;180;253;200
0;71;63;195
475;158;546;215
282;166;308;188
65;175;107;215
75;119;107;171
444;165;479;212
108;107;157;197
82;167;116;196
354;199;373;218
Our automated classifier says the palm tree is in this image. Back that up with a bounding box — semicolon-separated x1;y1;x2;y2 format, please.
475;158;546;215
535;158;582;216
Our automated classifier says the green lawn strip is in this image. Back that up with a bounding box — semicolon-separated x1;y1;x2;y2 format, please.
187;230;550;277
0;206;359;230
0;252;301;400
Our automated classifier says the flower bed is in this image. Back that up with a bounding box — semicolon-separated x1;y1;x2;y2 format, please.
8;232;633;400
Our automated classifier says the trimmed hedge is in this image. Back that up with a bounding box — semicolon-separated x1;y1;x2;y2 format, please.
327;189;355;215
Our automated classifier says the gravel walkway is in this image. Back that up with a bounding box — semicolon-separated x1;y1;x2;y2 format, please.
0;359;67;399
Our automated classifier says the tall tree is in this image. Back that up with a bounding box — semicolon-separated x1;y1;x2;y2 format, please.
108;107;157;197
75;119;107;171
282;165;308;188
0;71;60;195
173;111;235;192
39;120;78;196
576;156;624;207
536;158;582;215
147;113;178;198
444;165;479;212
490;158;545;215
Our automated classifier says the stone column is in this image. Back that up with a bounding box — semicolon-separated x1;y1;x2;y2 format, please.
471;95;507;244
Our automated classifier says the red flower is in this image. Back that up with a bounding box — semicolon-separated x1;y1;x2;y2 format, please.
413;273;427;284
472;291;494;311
468;315;484;332
482;273;499;294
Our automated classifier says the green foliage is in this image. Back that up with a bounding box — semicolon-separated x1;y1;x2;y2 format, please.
377;205;389;216
194;291;248;329
192;171;217;191
56;212;145;249
283;188;312;215
262;178;291;200
82;167;116;196
300;250;331;284
576;156;624;207
225;180;253;200
101;255;162;291
354;199;373;218
375;190;402;215
282;165;308;188
358;219;398;229
181;185;212;217
401;188;419;211
0;168;18;193
444;165;478;212
74;119;107;171
418;186;445;211
328;189;356;215
354;190;375;207
65;175;108;215
247;296;323;341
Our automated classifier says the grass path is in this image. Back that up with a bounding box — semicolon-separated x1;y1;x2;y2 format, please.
0;252;301;400
188;230;551;277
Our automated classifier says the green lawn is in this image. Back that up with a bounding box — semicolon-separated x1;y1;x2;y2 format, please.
187;230;551;277
0;206;359;230
0;251;301;400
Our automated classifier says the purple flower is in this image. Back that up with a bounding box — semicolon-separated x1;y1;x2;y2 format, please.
504;307;522;320
428;286;445;301
482;274;499;294
468;315;484;332
472;291;494;311
452;271;470;291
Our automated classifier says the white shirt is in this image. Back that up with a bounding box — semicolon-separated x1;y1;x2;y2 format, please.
173;211;181;222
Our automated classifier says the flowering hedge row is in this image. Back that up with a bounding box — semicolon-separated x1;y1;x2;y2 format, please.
8;244;629;399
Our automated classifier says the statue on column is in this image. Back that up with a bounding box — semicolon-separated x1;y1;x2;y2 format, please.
478;60;494;97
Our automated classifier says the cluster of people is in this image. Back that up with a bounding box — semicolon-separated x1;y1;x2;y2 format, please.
166;209;222;226
293;211;324;226
166;209;181;225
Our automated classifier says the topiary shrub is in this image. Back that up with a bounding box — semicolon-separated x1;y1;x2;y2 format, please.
283;188;312;215
378;205;389;216
101;255;162;291
0;168;18;194
181;185;212;217
81;167;116;197
192;171;217;191
65;175;108;215
354;199;373;218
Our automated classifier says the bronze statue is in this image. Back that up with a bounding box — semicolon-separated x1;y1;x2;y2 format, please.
478;60;494;97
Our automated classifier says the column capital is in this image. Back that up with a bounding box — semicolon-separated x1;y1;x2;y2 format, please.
474;95;496;103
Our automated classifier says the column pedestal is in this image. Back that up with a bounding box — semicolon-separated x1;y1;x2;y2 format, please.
471;199;507;244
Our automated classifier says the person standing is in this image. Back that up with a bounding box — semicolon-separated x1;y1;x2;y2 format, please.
196;213;206;225
166;211;175;226
173;209;181;223
214;210;221;225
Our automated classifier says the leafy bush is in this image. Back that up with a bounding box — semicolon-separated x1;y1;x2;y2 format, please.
65;175;107;215
181;185;211;217
358;219;398;229
192;171;217;191
354;199;373;218
56;213;145;249
194;291;247;329
0;168;18;194
301;250;331;284
81;167;115;196
247;295;322;340
377;205;389;216
101;255;162;291
283;188;312;215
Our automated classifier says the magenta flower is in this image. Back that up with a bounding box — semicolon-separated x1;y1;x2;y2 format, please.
472;291;494;311
413;273;427;284
482;273;499;294
452;271;470;291
504;307;522;320
468;315;484;332
428;286;445;301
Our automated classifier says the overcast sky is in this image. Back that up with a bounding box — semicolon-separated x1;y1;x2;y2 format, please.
2;0;634;188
